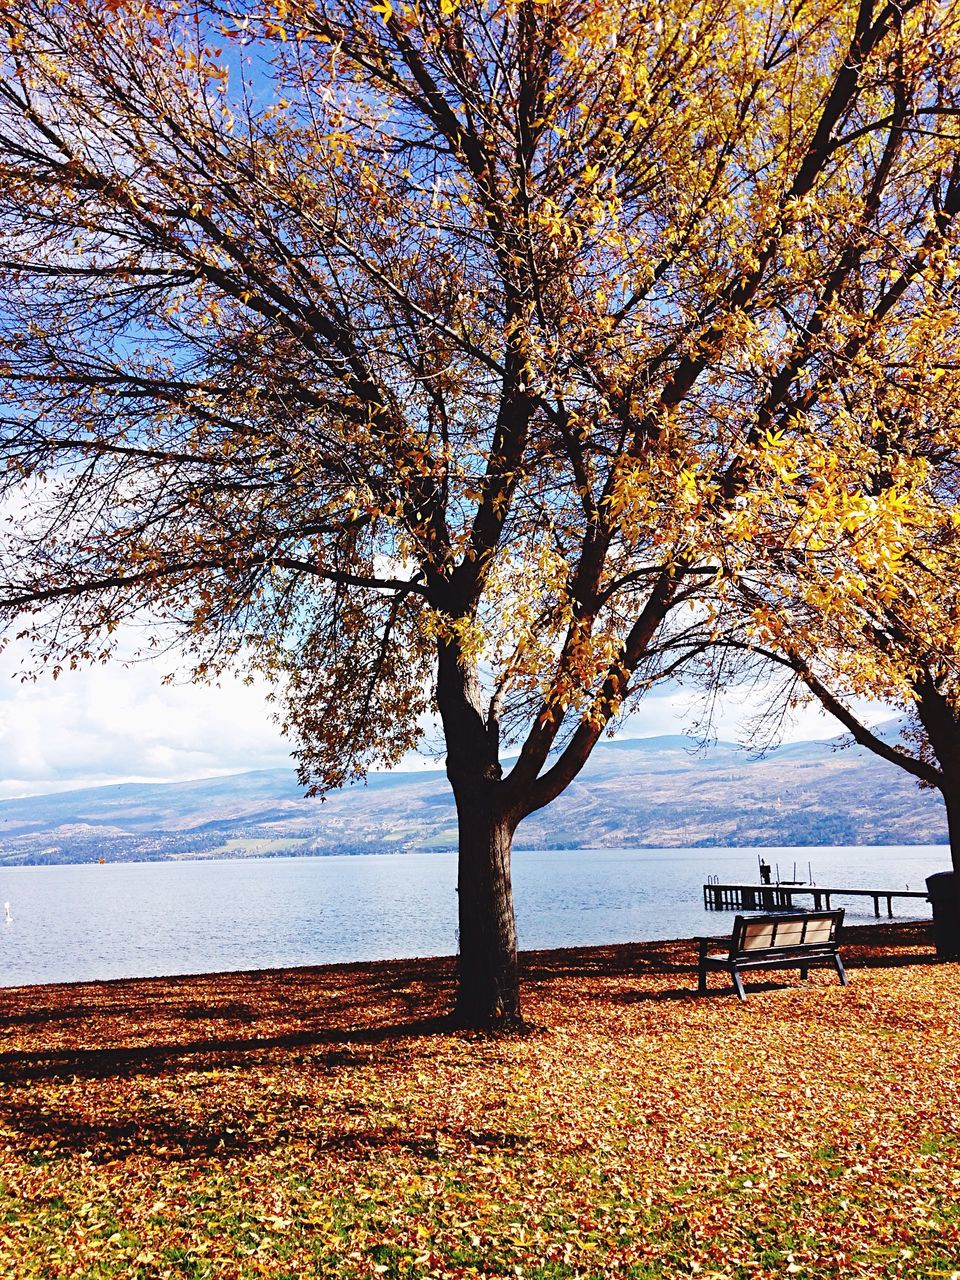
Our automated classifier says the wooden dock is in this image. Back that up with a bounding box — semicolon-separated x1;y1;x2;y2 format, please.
702;882;930;918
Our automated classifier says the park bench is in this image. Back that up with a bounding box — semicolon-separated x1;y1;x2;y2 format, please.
696;909;847;1000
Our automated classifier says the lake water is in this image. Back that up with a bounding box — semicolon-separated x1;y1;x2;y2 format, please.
0;845;946;988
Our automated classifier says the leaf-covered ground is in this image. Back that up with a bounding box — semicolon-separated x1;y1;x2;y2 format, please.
0;922;957;1279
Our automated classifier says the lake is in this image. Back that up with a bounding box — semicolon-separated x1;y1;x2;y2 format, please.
0;845;945;988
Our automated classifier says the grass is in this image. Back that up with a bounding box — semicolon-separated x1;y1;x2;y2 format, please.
0;922;958;1278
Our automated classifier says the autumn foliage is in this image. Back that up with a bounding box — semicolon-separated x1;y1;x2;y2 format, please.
1;926;957;1278
726;362;960;864
1;0;959;1023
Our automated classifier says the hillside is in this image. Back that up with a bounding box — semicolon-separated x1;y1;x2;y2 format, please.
0;730;947;865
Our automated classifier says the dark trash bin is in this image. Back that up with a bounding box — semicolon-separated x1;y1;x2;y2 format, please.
926;871;960;959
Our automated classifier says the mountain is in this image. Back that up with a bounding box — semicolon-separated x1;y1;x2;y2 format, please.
0;730;947;865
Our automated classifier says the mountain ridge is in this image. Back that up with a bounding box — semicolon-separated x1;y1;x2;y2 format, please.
0;727;947;865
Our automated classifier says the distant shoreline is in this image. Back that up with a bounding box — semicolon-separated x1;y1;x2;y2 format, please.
0;837;952;870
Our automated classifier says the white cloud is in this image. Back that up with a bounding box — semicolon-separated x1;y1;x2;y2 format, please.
0;632;892;799
0;642;293;798
614;684;887;747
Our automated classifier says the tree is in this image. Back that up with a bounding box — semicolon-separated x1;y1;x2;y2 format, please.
1;0;959;1026
721;336;960;869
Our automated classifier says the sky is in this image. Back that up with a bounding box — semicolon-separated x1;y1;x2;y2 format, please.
0;33;897;802
0;634;886;800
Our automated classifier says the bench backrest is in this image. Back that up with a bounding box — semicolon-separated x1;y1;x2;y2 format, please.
730;909;844;956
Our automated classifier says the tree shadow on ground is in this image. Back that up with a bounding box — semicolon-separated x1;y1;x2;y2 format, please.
610;976;850;1004
3;1092;279;1163
851;951;941;968
0;1016;452;1086
520;944;694;984
2;1076;537;1164
0;959;457;1070
316;1126;532;1158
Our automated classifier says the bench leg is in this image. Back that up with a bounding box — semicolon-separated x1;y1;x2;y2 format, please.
833;953;848;987
730;968;746;1002
800;966;809;980
697;940;709;995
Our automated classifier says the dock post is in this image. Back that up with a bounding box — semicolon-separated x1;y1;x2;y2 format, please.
887;895;893;918
813;891;823;910
873;895;880;917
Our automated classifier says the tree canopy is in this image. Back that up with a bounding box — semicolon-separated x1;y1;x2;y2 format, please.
2;0;960;1023
729;340;960;858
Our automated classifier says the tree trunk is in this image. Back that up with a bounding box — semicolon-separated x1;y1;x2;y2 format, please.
434;636;522;1029
945;782;960;876
451;784;522;1029
928;778;960;960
